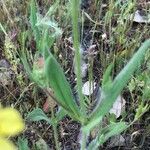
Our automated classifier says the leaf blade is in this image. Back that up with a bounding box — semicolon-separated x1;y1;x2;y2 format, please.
27;108;51;124
45;54;82;121
88;39;150;124
87;122;128;150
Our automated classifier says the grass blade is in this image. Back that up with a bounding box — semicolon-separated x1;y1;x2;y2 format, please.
30;0;40;48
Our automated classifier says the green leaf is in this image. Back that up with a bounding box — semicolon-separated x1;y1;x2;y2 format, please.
55;107;67;122
35;139;49;150
0;23;7;35
18;137;30;150
87;122;128;150
30;0;40;47
40;29;55;56
134;102;149;120
19;32;33;80
142;74;150;100
27;108;51;124
44;0;60;16
88;39;150;123
44;54;82;121
36;15;62;37
82;116;102;135
102;63;114;88
30;0;37;29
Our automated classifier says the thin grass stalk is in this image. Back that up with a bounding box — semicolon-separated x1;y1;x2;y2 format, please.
70;0;86;116
0;23;7;36
52;122;60;150
51;108;60;150
80;130;87;150
70;0;87;149
1;0;13;24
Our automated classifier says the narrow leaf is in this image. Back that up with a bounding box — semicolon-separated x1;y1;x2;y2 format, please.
45;54;82;121
82;116;102;135
27;108;51;124
35;139;49;150
89;39;150;123
102;63;113;87
55;107;67;122
30;0;40;45
18;137;30;150
30;0;37;28
87;122;127;150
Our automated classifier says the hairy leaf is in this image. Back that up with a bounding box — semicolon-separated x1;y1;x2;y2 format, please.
88;39;150;124
87;122;127;150
18;138;29;150
45;54;82;121
27;108;51;124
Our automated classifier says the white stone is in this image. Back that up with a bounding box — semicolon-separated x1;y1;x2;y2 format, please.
82;81;96;96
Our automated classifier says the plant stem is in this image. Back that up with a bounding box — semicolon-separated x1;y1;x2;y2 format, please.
51;108;60;150
71;0;86;117
53;123;60;150
81;130;87;150
1;0;13;24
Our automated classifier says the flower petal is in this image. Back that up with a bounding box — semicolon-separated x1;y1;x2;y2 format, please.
0;108;24;136
0;137;16;150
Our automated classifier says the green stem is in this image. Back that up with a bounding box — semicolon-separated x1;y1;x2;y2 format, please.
51;108;60;150
53;123;60;150
71;0;86;117
81;130;87;150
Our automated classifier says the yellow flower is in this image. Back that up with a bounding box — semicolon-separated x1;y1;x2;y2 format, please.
0;108;25;150
0;138;16;150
